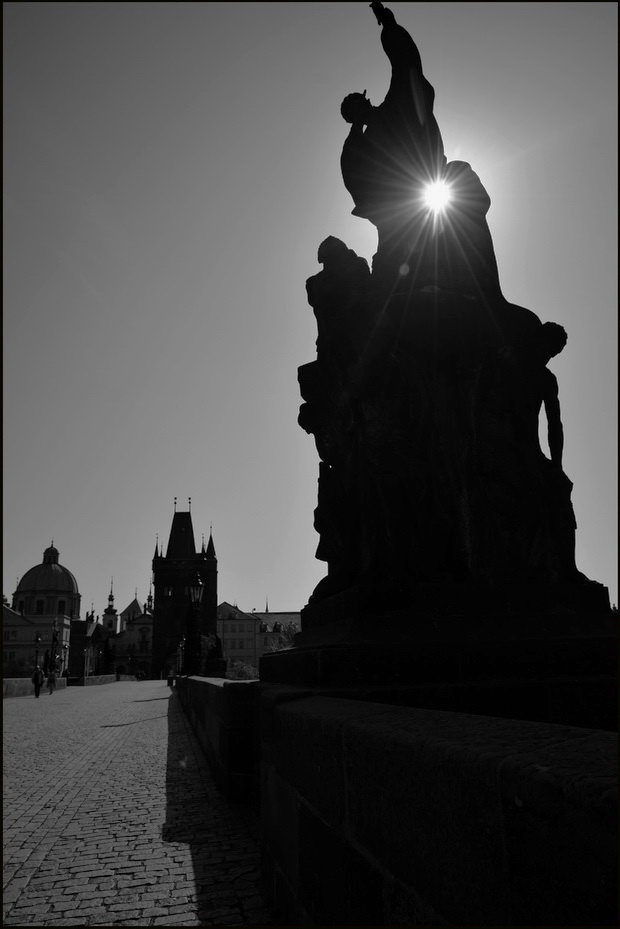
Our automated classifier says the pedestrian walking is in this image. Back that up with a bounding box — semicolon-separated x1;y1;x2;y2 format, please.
31;666;45;698
47;669;57;695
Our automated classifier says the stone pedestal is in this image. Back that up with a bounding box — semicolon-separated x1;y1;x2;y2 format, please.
260;581;617;730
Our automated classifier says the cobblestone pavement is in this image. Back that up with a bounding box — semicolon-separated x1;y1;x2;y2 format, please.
3;681;277;927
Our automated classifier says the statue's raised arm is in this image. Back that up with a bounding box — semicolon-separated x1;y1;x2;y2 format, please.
370;2;424;86
340;2;446;277
370;1;442;150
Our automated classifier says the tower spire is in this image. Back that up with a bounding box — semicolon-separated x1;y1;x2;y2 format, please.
206;526;216;559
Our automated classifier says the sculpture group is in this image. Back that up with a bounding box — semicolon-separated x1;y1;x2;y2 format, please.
300;2;590;609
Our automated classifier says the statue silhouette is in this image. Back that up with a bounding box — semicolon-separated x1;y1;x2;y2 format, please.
340;1;447;277
299;2;605;611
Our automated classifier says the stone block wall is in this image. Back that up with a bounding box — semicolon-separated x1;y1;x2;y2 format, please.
82;674;121;686
260;689;617;926
3;677;68;698
175;676;259;801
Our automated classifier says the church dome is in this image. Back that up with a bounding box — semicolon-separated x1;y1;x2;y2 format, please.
16;545;80;595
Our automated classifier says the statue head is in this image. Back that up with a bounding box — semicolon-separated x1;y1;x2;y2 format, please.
540;322;568;361
341;91;373;126
317;236;350;267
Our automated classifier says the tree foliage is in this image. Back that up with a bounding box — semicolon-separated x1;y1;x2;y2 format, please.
226;660;259;681
266;621;298;652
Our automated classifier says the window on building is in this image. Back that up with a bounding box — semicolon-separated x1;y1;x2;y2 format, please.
164;587;173;597
10;630;17;640
230;624;236;633
264;637;268;646
58;600;66;615
247;624;253;633
3;632;9;642
36;600;44;614
18;601;24;613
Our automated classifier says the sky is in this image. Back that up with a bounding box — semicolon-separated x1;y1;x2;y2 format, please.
4;2;617;616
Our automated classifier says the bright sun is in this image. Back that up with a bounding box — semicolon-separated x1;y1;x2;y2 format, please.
423;180;451;212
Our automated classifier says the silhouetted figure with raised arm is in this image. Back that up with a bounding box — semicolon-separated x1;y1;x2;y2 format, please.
340;2;447;278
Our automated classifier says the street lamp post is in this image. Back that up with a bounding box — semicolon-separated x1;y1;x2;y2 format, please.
187;573;204;676
50;620;59;672
179;636;186;676
34;633;41;668
62;644;68;675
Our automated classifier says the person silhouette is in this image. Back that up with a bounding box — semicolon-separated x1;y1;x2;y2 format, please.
31;665;44;698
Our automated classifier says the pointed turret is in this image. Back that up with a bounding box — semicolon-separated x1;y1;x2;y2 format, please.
206;530;216;559
103;578;118;633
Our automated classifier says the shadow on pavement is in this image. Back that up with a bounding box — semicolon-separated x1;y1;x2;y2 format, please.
132;697;172;702
101;715;168;727
162;689;277;926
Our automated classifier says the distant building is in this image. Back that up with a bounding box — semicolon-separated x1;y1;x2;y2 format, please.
120;591;151;632
217;602;300;669
151;507;218;679
113;590;154;678
6;543;80;676
67;610;116;678
3;605;40;677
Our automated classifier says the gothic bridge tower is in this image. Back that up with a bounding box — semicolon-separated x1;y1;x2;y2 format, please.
151;502;217;678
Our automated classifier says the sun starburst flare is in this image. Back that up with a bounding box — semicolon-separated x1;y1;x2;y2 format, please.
423;180;451;213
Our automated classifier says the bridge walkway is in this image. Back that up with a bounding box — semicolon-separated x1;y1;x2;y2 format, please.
3;680;275;927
